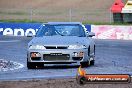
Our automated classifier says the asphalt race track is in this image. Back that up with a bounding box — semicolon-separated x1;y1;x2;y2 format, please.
0;36;132;81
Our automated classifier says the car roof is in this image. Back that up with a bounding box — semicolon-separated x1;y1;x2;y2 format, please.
47;22;82;25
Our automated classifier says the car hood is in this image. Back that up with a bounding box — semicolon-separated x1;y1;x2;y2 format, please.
28;36;90;46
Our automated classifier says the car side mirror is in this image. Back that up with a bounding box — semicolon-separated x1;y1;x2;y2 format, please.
88;32;95;37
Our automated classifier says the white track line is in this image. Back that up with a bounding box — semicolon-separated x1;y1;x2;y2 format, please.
0;40;20;43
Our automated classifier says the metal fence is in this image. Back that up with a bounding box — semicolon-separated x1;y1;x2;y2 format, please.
0;8;113;23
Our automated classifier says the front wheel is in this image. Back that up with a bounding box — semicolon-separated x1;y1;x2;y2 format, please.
27;62;35;69
81;61;89;68
90;60;95;65
27;62;44;69
89;56;95;66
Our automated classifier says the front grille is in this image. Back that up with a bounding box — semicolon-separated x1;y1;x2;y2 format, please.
45;46;68;49
43;54;70;61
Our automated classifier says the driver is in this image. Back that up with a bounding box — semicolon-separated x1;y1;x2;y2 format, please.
45;28;55;36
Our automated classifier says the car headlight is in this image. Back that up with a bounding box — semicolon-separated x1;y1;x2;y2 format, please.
68;45;86;49
29;45;46;50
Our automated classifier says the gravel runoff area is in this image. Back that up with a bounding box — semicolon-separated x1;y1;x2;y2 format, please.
0;78;132;88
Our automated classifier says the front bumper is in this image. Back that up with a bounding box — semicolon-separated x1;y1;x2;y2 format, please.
27;49;89;65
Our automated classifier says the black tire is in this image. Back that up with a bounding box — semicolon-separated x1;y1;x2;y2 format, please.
27;62;35;69
90;60;95;66
94;45;95;55
88;45;95;66
81;61;89;68
81;47;90;68
27;62;44;69
88;47;90;56
90;45;95;66
36;63;44;68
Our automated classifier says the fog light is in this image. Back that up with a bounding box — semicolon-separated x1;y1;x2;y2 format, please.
79;52;84;57
30;52;41;57
74;52;78;57
73;52;84;57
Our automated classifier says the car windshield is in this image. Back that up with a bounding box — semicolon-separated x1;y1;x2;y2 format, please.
36;24;86;37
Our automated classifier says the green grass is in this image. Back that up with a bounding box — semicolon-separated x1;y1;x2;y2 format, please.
0;11;27;15
0;19;132;25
